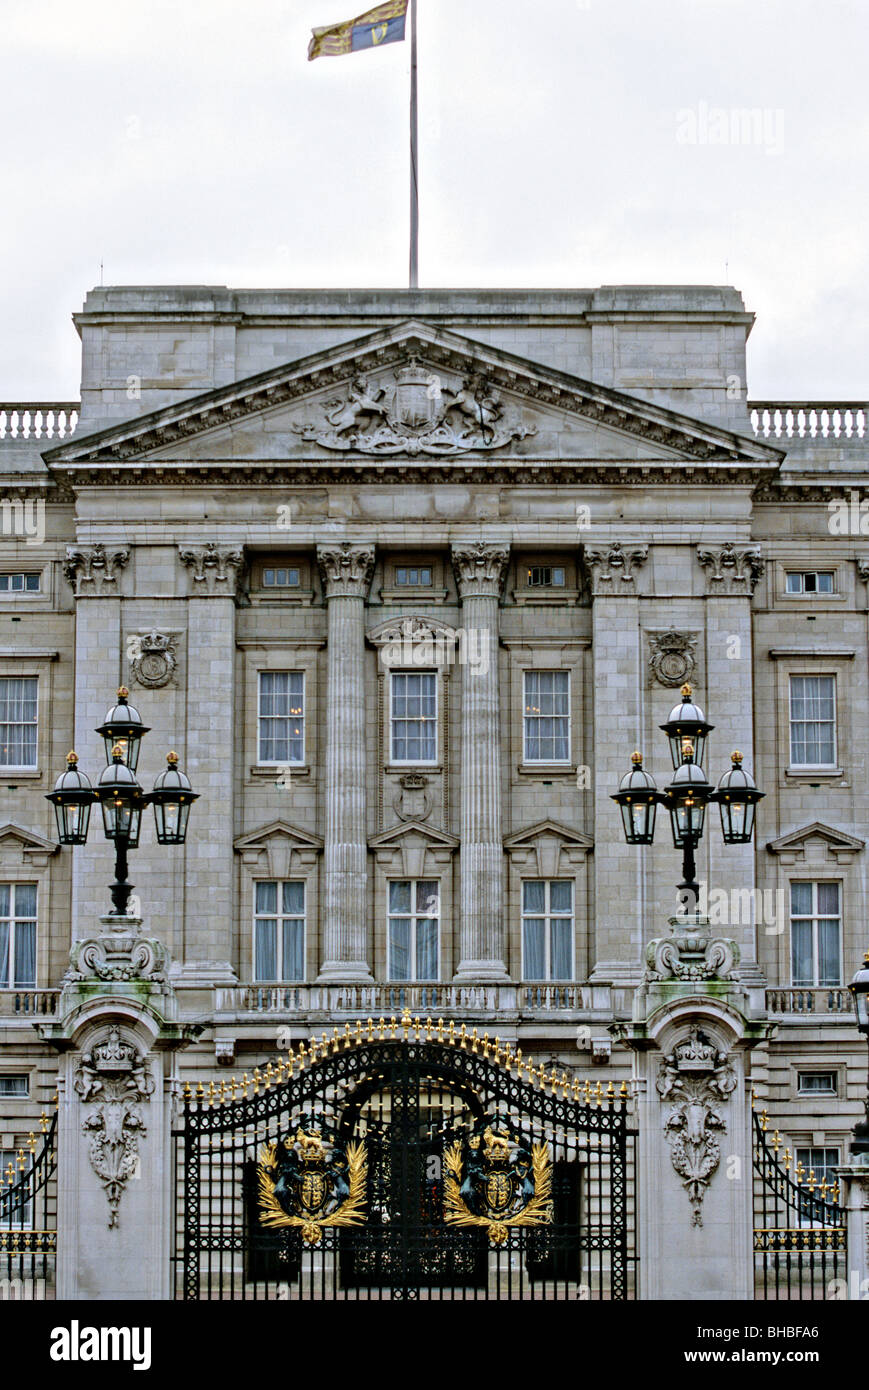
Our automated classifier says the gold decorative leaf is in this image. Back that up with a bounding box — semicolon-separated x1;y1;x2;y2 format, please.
443;1137;553;1246
257;1139;367;1244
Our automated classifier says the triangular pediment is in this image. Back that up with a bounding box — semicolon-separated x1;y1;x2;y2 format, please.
767;821;864;862
369;821;459;850
233;820;323;852
504;820;594;851
0;822;59;859
44;320;782;481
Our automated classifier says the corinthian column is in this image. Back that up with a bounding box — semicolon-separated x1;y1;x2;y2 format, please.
316;543;376;983
451;542;510;983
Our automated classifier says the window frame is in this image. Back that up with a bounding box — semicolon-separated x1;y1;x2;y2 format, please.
522;669;571;766
0;882;37;990
789;879;842;987
256;670;306;768
388;670;439;766
0;676;38;771
0;573;41;595
521;879;575;982
386;878;441;982
788;673;837;769
796;1071;837;1097
252;878;306;984
785;571;835;596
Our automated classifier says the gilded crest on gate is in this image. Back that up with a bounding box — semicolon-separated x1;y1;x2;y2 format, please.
257;1124;367;1246
443;1120;552;1247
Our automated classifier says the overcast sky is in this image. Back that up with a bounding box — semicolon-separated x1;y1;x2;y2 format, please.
2;0;867;400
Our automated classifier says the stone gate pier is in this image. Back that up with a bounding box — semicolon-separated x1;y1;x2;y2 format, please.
614;914;771;1300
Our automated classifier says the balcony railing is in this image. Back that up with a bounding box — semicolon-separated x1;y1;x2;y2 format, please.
0;404;80;441
748;402;867;443
0;990;60;1018
765;987;853;1016
214;982;618;1018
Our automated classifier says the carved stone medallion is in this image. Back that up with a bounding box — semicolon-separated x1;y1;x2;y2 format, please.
128;630;177;689
648;628;698;687
657;1028;737;1227
74;1025;155;1229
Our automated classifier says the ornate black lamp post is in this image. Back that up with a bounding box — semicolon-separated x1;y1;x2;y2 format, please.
46;687;198;916
611;684;764;911
848;952;869;1157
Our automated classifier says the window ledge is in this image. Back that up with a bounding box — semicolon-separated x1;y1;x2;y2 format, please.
784;767;845;780
249;590;315;606
379;588;449;604
510;589;581;605
0;768;41;781
387;763;443;773
517;764;576;778
249;764;311;780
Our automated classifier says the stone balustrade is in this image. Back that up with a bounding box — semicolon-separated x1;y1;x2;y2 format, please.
213;980;619;1020
765;987;853;1016
0;989;60;1017
749;402;867;442
0;403;79;441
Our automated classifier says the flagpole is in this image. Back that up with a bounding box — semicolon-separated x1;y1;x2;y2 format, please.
409;0;419;288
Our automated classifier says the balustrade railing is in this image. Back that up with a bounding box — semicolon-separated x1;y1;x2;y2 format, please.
765;987;852;1016
0;404;79;441
0;991;60;1018
749;402;867;443
214;981;609;1016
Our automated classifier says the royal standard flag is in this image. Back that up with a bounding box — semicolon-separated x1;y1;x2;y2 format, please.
308;0;409;60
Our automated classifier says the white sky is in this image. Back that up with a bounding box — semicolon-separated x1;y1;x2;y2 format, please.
1;0;867;400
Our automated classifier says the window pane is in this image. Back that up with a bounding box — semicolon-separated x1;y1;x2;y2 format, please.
256;881;277;915
791;920;813;986
389;919;411;980
389;881;411;914
550;919;573;980
817;572;833;593
254;921;277;982
13;922;35;988
790;882;812;917
786;573;801;593
282;881;304;915
0;677;38;767
415;881;438;915
416;918;438;980
550;881;573;913
282;921;304;981
523;881;545;913
0;920;8;988
0;884;8;917
14;884;36;918
523;920;545;978
818;920;841;986
24;574;39;592
817;882;839;916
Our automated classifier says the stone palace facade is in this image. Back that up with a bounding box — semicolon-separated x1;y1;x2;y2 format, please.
0;284;866;1193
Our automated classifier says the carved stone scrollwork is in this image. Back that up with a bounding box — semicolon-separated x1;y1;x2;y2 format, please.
293;358;535;456
645;916;739;983
74;1026;155;1229
657;1029;737;1227
584;542;648;596
451;543;510;598
128;630;177;689
179;543;244;596
696;542;764;595
316;543;376;599
648;628;698;687
63;544;130;596
64;919;168;984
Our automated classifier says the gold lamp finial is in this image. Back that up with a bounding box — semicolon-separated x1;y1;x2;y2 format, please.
167;751;179;766
111;742;126;759
731;750;743;764
66;750;78;765
631;751;643;765
117;686;129;699
680;682;693;699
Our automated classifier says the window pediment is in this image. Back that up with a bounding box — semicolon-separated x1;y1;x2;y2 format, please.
766;821;864;865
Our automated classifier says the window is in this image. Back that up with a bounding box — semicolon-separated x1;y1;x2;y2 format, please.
262;567;300;589
786;572;834;595
0;885;36;989
254;881;305;982
0;1151;31;1226
0;1075;28;1098
258;672;305;765
790;882;841;987
522;881;574;980
526;566;565;588
0;677;37;768
0;574;39;593
797;1071;837;1097
395;566;432;587
523;671;570;763
789;675;836;766
795;1147;840;1186
390;672;437;763
388;880;439;981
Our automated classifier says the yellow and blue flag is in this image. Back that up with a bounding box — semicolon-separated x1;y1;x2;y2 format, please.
308;0;409;60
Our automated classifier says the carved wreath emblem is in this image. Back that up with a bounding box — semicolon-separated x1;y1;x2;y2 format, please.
443;1121;552;1247
657;1029;737;1227
128;631;177;690
648;629;698;687
258;1125;367;1246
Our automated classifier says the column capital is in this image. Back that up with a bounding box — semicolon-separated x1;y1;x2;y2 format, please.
317;543;376;598
584;541;648;596
64;543;129;596
696;541;764;596
179;542;245;598
451;542;510;599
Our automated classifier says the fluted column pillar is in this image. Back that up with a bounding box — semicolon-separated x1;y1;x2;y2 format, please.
451;543;510;983
316;543;376;983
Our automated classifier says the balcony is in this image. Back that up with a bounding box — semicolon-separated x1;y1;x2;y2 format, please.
765;987;853;1018
0;990;59;1019
0;404;79;442
748;402;867;444
213;981;623;1023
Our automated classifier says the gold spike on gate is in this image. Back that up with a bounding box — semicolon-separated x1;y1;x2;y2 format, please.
402;1011;412;1040
470;1028;479;1054
378;1017;387;1040
459;1023;467;1050
355;1019;363;1046
425;1017;433;1041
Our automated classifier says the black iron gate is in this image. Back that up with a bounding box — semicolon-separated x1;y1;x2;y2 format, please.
174;1017;637;1300
753;1107;847;1299
0;1110;57;1300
